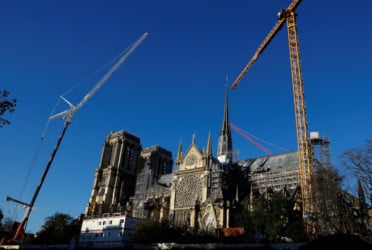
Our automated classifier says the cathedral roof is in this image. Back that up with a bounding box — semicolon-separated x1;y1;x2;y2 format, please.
237;151;298;174
158;173;173;187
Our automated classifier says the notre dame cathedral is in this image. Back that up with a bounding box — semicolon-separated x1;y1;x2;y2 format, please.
83;86;323;233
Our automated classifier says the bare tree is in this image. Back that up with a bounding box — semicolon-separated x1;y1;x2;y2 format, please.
312;159;369;237
0;90;17;128
314;163;343;235
339;138;372;205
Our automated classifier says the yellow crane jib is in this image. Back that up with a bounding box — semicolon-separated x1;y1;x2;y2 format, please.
230;0;316;239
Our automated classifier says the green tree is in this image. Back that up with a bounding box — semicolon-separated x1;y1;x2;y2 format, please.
263;190;293;241
0;207;3;228
132;219;214;244
249;188;305;242
0;208;4;240
29;212;82;244
132;219;181;244
0;90;17;128
1;218;16;233
251;194;269;235
232;203;254;232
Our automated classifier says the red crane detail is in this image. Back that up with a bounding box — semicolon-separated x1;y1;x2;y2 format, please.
230;123;273;156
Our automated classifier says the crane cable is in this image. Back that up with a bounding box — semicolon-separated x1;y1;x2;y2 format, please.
10;125;47;227
236;125;289;152
60;45;131;99
11;102;60;225
230;123;289;153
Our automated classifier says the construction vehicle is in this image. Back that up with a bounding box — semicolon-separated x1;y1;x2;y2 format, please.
230;0;316;238
2;32;148;244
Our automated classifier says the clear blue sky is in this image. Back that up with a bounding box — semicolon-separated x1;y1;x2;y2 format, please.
0;0;371;234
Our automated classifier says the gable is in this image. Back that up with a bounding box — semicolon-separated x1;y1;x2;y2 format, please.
180;145;203;170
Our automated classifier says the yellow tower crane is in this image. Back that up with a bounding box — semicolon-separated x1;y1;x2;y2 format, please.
231;0;316;238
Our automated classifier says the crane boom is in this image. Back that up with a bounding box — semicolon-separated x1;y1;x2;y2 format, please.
231;18;285;89
50;32;149;122
10;122;69;242
231;0;301;89
4;32;148;244
230;0;316;238
75;32;148;111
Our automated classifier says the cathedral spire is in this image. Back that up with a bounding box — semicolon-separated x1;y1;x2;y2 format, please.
206;131;212;156
176;138;183;167
217;80;233;164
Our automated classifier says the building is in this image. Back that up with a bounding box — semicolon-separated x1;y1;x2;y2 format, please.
129;145;173;221
84;131;142;216
82;85;335;236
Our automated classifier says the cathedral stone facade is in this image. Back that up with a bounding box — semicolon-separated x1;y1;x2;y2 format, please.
170;134;229;232
85;131;142;216
84;86;307;233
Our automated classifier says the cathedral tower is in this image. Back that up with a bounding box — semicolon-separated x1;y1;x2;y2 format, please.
217;84;233;164
85;130;141;216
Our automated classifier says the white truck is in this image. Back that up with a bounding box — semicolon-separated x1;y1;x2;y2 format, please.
78;213;142;248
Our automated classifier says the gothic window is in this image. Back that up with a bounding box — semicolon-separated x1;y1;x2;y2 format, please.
157;158;162;176
175;175;202;207
123;145;127;168
174;209;190;226
162;161;168;174
185;154;197;166
203;214;216;233
98;174;107;187
127;145;135;170
102;143;113;167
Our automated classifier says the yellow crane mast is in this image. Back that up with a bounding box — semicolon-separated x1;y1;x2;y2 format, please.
231;0;316;238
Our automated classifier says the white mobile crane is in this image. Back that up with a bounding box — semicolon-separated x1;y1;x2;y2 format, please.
231;0;316;238
3;32;148;244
